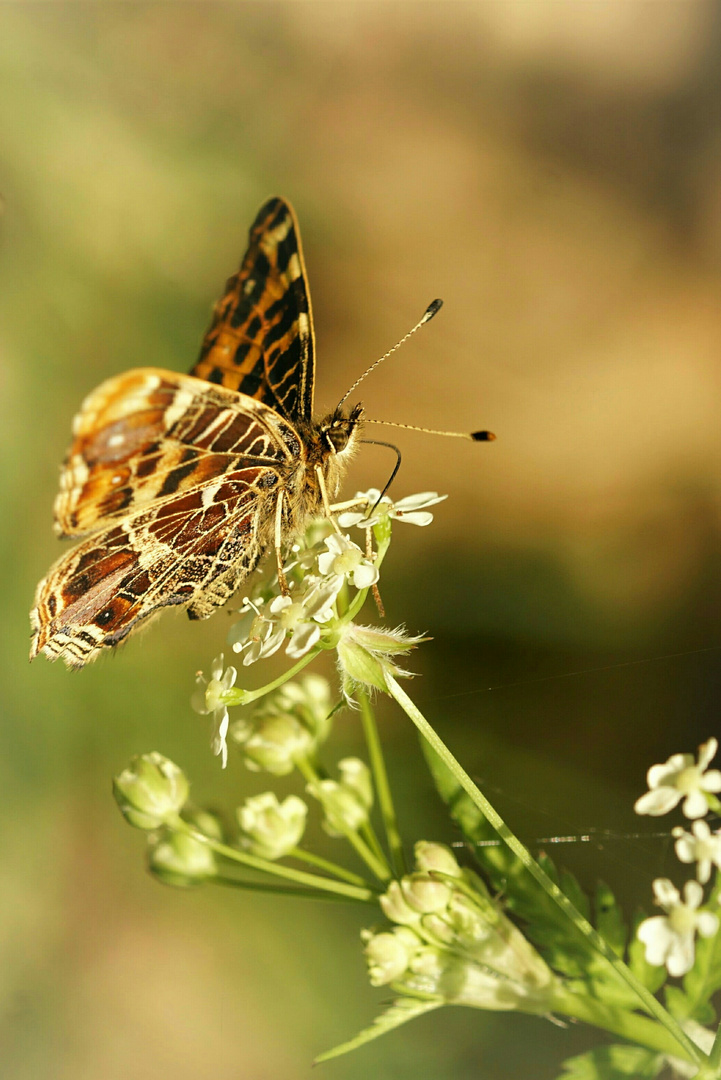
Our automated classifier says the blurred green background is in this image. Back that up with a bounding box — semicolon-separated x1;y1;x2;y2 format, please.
3;4;721;1077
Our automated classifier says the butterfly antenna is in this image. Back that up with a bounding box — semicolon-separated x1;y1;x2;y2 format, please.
365;420;496;442
337;298;444;408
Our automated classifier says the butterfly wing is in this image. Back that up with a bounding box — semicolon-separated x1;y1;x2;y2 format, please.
31;465;281;668
190;197;316;423
54;367;303;537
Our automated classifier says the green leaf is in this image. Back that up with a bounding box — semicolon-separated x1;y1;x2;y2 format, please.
664;984;692;1021
595;882;627;958
314;997;443;1063
559;1044;663;1079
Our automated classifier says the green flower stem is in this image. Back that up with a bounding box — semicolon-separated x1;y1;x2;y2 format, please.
359;821;392;878
226;649;321;707
358;688;406;877
172;818;376;903
341;823;391;882
384;674;704;1069
549;986;698;1063
288;846;374;889
296;757;392;883
213;875;373;903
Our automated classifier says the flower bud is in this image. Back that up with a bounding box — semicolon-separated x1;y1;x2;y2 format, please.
236;715;314;776
148;831;216;888
401;873;453;914
310;758;373;837
379;880;421;925
113;753;188;830
414;841;462;878
237;792;308;860
362;926;420;986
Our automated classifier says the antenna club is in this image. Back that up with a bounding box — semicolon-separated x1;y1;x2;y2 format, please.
422;298;443;323
471;430;496;442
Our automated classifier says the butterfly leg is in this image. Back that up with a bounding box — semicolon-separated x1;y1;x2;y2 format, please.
275;489;290;596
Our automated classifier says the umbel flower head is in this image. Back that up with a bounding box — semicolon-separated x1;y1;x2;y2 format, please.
365;842;556;1013
309;758;374;837
231;674;335;776
236;792;308;860
113;752;189;830
634;738;721;819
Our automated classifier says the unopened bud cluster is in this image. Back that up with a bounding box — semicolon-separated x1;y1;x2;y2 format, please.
363;842;556;1013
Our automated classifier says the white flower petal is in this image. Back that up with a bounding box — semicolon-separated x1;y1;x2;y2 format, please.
652;878;680;907
637;915;674;965
667;933;695;977
393;510;435;527
286;622;320;658
701;769;721;793
698;738;718;770
682;790;709;819
352;561;380;589
648;756;688;787
634;788;682;816
697;912;719;938
392;492;447;512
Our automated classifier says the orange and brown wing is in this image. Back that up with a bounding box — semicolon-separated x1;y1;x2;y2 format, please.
31;465;280;668
190;197;316;423
54;367;302;537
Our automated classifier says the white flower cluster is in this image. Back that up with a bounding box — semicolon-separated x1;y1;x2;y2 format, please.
634;738;721;976
192;492;444;767
363;841;556;1012
227;490;445;667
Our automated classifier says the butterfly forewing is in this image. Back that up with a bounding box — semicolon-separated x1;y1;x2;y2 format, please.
190;197;316;423
54;368;301;537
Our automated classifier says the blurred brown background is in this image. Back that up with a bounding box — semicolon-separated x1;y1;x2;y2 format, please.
2;4;721;1078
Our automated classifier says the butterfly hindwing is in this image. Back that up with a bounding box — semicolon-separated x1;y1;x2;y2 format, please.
190;197;316;423
32;465;281;667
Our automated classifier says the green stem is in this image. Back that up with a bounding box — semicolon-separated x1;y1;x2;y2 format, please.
213;876;373;903
359;820;392;871
358;688;406;877
288;846;373;889
345;827;392;882
550;987;697;1063
384;674;704;1069
227;649;320;707
172;819;375;903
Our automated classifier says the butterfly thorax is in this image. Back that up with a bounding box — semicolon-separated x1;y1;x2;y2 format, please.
296;402;364;507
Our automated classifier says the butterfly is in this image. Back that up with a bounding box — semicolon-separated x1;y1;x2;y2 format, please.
30;197;365;668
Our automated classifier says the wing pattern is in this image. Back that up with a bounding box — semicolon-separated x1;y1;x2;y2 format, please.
54;368;301;536
31;466;280;667
190;197;316;423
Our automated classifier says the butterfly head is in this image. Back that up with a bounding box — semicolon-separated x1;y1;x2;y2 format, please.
320;402;364;456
